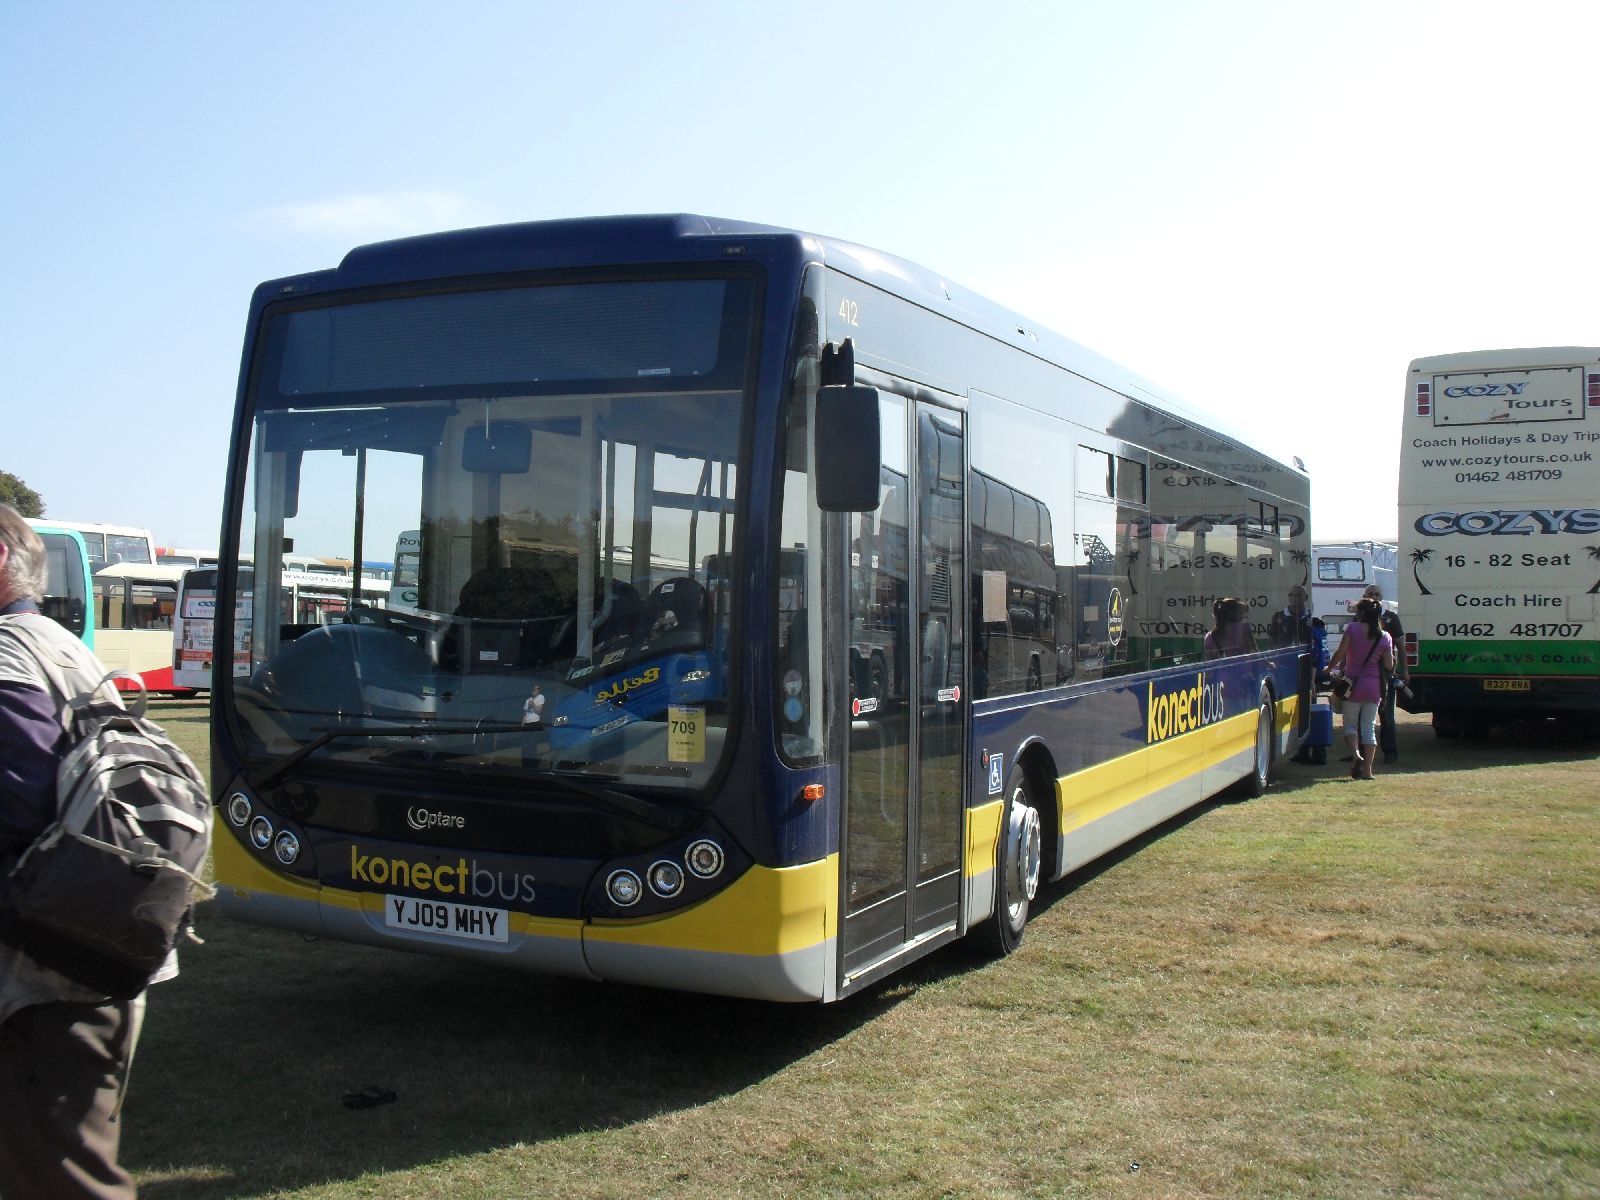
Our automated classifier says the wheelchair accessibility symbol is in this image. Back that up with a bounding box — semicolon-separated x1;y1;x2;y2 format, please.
988;753;1004;796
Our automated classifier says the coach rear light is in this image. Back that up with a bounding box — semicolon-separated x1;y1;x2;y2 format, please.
606;869;643;907
685;839;724;879
273;830;301;866
647;859;685;898
248;815;274;851
226;792;252;827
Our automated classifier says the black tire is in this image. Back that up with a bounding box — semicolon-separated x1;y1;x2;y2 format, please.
973;773;1042;957
869;656;887;701
1229;689;1273;799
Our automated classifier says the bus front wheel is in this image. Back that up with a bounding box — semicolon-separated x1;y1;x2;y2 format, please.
974;776;1041;957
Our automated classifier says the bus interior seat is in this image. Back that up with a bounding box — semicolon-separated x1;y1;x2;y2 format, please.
592;578;645;649
450;564;576;671
455;565;569;621
255;624;436;719
642;576;707;647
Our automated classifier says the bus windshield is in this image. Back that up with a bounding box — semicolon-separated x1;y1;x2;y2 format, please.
225;273;756;792
33;529;93;641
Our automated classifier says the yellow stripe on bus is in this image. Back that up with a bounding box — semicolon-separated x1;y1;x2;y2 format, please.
585;857;837;956
1060;707;1262;829
966;798;1004;878
214;825;319;899
215;829;585;940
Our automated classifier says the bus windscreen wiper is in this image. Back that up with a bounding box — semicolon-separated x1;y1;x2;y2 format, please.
249;724;454;789
251;723;699;832
522;770;701;832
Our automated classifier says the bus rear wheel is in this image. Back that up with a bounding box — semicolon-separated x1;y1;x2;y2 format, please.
974;776;1041;957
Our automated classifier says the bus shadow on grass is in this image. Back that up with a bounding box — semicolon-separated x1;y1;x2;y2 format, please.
1356;712;1597;778
1263;711;1599;787
127;919;906;1198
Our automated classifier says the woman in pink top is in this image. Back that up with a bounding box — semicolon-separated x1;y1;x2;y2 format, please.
1329;597;1394;779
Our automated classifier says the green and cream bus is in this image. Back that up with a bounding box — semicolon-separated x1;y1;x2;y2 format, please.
1398;347;1600;737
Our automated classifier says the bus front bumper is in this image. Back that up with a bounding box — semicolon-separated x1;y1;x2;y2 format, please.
214;833;837;1002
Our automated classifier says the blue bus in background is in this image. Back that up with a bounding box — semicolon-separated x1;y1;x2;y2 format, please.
24;520;95;648
208;215;1312;1002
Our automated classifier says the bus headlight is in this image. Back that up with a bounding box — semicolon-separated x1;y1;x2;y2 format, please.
249;816;274;851
273;830;301;865
606;869;643;907
226;792;252;827
685;839;724;879
647;860;685;898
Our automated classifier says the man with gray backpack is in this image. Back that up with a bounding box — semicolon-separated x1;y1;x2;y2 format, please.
0;505;212;1199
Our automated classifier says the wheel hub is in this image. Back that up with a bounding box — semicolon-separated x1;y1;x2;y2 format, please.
1008;795;1041;904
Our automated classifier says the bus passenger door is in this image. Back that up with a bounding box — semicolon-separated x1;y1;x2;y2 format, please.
841;396;967;982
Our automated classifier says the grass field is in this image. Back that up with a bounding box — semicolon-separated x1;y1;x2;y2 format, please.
124;702;1599;1199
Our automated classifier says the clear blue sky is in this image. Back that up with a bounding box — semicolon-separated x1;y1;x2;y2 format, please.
4;1;1596;549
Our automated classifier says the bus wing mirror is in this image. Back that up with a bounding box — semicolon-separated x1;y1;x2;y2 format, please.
815;385;881;512
463;423;532;474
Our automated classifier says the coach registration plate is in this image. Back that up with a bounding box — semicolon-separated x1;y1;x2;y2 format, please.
385;895;509;943
1482;678;1530;692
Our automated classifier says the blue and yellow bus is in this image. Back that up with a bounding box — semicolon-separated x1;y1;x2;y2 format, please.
24;520;95;647
209;215;1312;1001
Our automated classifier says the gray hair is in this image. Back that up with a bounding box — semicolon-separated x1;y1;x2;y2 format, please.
0;504;47;601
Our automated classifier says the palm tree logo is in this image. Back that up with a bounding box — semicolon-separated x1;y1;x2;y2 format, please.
1291;548;1310;587
1587;545;1600;594
1410;547;1434;596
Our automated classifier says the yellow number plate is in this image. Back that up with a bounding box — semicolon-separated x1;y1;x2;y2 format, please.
1482;678;1530;692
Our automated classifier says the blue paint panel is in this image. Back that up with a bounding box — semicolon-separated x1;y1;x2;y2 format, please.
969;653;1303;803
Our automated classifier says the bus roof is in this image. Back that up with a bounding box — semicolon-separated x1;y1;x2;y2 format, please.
1410;346;1600;372
258;213;1304;478
23;520;88;542
94;562;189;584
29;519;153;536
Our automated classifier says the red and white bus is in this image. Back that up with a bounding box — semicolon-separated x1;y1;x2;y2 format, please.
93;562;191;694
173;564;392;690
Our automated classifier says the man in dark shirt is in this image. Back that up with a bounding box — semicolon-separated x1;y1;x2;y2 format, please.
0;604;62;863
1268;584;1312;648
1;505;142;1199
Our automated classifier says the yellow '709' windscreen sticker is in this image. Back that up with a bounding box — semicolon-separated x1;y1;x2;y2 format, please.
668;705;705;762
